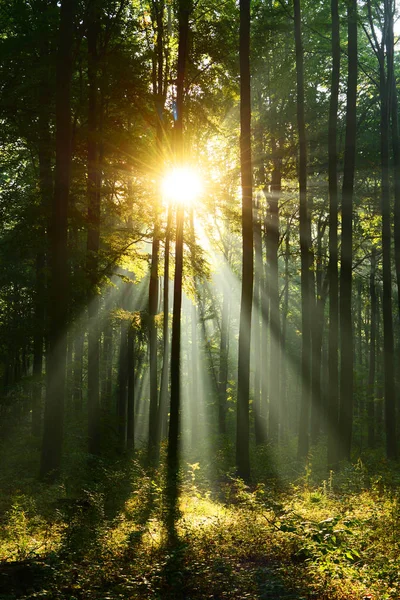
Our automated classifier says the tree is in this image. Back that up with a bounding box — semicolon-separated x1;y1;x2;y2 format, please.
40;0;75;479
327;0;340;469
367;0;397;459
86;0;102;456
294;0;312;460
167;0;192;535
236;0;253;481
338;0;357;462
367;247;377;448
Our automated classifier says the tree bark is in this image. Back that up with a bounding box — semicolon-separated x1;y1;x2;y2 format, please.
267;138;280;441
310;218;327;443
159;208;172;441
380;10;397;460
218;289;229;435
167;0;191;535
86;0;101;456
388;0;400;323
253;194;262;443
236;0;253;481
73;327;84;411
148;221;160;460
294;0;311;460
40;0;75;479
338;0;357;462
367;248;377;448
101;319;113;410
127;323;135;451
280;224;290;441
327;0;341;469
117;319;129;451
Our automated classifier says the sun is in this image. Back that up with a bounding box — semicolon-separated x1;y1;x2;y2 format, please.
161;166;203;206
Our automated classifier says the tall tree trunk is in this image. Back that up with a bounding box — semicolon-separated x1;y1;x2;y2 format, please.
148;0;165;460
367;248;377;448
375;289;384;443
159;208;172;441
294;0;311;459
32;115;51;435
253;195;262;444
73;327;84;411
101;319;113;410
86;0;101;456
66;333;73;405
327;0;340;469
117;319;129;451
218;289;229;435
191;301;198;445
148;221;160;460
236;0;253;481
32;251;45;436
127;323;135;451
280;224;290;441
187;210;199;449
259;214;270;442
167;0;191;535
389;0;400;323
40;0;74;479
380;12;397;460
32;12;53;438
267;139;280;441
310;219;326;443
338;0;357;462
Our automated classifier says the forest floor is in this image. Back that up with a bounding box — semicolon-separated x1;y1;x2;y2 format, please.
0;432;400;599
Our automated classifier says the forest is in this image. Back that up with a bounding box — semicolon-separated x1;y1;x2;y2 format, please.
1;0;400;597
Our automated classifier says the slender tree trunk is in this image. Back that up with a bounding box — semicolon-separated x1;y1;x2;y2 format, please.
191;301;198;446
32;122;51;434
327;0;340;469
117;319;129;451
167;0;191;535
73;327;84;411
189;208;199;448
389;0;400;323
40;0;74;479
148;4;164;458
379;16;397;459
236;0;253;481
32;22;53;438
376;289;384;443
259;213;270;442
32;252;45;436
101;319;113;410
127;323;135;451
253;195;262;443
268;139;280;441
310;220;326;443
168;203;184;528
148;221;160;460
66;333;73;405
159;208;172;440
294;0;311;459
218;290;229;435
86;0;101;456
368;248;377;448
280;224;290;441
338;0;357;462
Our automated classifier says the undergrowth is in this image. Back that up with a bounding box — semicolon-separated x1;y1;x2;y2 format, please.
0;433;399;599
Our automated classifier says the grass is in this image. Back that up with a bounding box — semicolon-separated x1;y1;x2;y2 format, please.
1;426;400;599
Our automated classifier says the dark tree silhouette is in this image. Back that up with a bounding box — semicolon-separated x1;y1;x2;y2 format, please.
40;0;75;479
236;0;253;482
339;0;357;462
